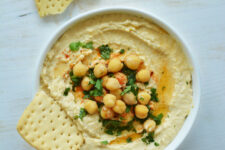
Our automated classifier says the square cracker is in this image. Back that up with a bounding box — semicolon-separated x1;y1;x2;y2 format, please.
17;90;83;150
35;0;73;17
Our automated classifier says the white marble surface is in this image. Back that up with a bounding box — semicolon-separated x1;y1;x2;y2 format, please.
0;0;225;149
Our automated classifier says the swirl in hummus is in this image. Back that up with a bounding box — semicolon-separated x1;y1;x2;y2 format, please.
40;13;193;150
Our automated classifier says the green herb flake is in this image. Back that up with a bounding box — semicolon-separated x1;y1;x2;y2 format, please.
74;115;79;120
149;113;163;125
79;108;87;120
69;41;82;51
142;132;155;145
154;142;159;146
101;141;109;145
121;85;132;96
126;137;132;143
71;76;82;87
144;82;149;86
98;44;113;60
140;97;144;101
119;49;125;54
82;41;94;49
150;88;159;102
125;106;131;113
63;88;70;96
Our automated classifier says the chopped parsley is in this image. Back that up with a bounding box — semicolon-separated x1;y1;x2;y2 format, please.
126;137;132;143
144;82;149;86
125;106;131;113
101;141;109;145
142;132;155;145
69;41;82;51
121;65;138;96
98;44;113;60
74;115;79;120
69;41;94;51
63;87;70;96
119;49;125;54
149;113;163;125
154;142;159;146
89;79;103;96
79;108;87;120
140;97;144;101
150;88;159;102
101;119;134;136
82;41;94;49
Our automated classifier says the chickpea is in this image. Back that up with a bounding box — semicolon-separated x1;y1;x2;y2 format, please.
113;100;126;114
114;72;127;87
105;78;121;91
137;91;150;105
84;100;98;115
102;76;109;88
133;121;144;133
124;55;142;70
123;92;137;105
73;62;88;77
108;58;123;72
135;105;149;119
136;69;150;82
94;63;107;78
101;105;115;119
81;76;93;91
120;111;134;123
110;89;122;99
103;94;116;108
144;119;156;132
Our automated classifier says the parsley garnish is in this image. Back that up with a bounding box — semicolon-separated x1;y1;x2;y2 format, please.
69;41;82;51
119;49;125;54
154;142;159;146
126;137;132;143
142;132;155;145
125;106;131;113
101;119;134;136
149;113;163;125
74;115;79;120
150;88;159;102
70;41;94;51
121;65;138;96
101;141;108;145
98;44;113;60
140;97;144;101
63;87;70;96
82;41;94;49
79;108;87;120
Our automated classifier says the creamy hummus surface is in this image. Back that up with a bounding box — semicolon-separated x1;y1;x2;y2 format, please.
40;13;193;150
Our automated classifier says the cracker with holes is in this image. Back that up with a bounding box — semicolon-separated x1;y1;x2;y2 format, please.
17;90;83;150
35;0;73;17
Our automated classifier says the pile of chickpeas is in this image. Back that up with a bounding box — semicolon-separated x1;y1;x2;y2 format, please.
72;53;156;133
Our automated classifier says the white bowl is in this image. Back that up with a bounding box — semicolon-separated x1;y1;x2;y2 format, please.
34;7;200;150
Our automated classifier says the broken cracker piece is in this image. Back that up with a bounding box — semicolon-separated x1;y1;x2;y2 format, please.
17;90;83;150
35;0;73;17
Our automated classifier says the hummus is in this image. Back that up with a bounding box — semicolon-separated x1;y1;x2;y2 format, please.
40;13;192;150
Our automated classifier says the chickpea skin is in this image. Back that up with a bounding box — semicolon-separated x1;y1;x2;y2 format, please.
81;76;93;91
124;55;142;70
101;106;115;119
137;91;151;105
73;62;88;77
113;100;126;114
102;76;109;88
123;92;137;105
105;78;121;91
136;69;150;82
84;100;98;115
110;89;122;100
108;58;123;72
144;119;156;132
135;105;149;119
94;63;107;78
103;94;116;108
